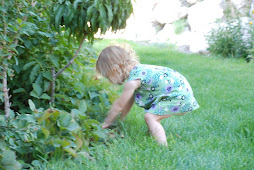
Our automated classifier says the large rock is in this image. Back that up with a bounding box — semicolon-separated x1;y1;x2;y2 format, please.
186;0;224;52
99;0;251;54
153;0;188;24
187;0;199;6
99;0;156;41
230;0;249;10
188;0;224;33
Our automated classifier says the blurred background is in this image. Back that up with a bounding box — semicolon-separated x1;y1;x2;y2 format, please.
97;0;254;54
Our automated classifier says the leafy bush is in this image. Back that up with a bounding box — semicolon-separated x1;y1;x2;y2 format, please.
50;0;133;42
1;0;131;168
0;139;22;170
246;48;254;63
0;99;109;168
0;0;118;116
53;63;118;121
206;19;254;60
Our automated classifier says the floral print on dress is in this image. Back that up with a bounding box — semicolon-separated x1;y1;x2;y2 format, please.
127;64;199;115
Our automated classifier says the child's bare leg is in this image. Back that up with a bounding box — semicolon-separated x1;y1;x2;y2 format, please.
144;113;173;146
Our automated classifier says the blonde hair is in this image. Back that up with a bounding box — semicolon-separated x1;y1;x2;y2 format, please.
96;45;139;81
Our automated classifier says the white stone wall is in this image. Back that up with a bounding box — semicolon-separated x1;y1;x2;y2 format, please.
98;0;252;53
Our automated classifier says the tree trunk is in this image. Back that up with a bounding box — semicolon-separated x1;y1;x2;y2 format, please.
2;65;11;119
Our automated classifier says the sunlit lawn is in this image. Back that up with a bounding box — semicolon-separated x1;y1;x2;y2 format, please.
45;39;254;169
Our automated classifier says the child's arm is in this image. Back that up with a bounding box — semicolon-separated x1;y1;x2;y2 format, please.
102;80;140;129
120;95;134;121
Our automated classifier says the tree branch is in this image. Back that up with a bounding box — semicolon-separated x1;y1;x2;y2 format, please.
2;0;7;37
55;35;86;78
3;66;10;119
1;0;10;119
1;0;33;119
50;34;86;104
50;67;56;104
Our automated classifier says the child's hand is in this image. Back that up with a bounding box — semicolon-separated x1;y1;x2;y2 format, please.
102;122;112;129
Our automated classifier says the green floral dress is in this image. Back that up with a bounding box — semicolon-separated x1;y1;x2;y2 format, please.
127;64;199;115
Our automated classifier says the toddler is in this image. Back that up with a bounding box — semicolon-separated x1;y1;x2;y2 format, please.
96;45;199;146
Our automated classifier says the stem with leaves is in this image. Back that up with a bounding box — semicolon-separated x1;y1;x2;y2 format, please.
1;0;32;119
50;34;86;104
1;0;11;120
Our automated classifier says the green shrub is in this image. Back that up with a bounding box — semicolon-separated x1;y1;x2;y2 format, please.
0;0;123;115
53;65;118;121
246;48;254;63
0;139;22;170
206;19;254;60
0;99;110;168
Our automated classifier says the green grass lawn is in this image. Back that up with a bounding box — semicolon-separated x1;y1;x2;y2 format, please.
45;39;254;169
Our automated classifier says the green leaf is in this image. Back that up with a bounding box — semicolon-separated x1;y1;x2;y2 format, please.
23;61;37;70
28;99;36;112
32;83;43;96
4;164;22;170
86;119;99;124
33;38;39;45
99;4;107;21
37;31;53;38
43;71;53;81
13;64;22;74
44;80;50;92
91;9;99;31
93;130;106;138
40;93;51;100
78;100;87;113
58;113;72;127
66;121;80;131
74;135;83;150
41;127;50;139
78;10;85;32
0;115;6;126
13;88;26;93
0;6;7;13
71;109;86;116
58;0;65;4
88;91;99;99
87;4;95;19
0;150;16;165
53;139;62;147
30;64;40;83
38;112;51;124
18;114;36;124
13;56;19;65
24;40;32;49
17;18;22;24
105;4;113;23
62;140;71;147
35;73;43;85
64;148;77;157
74;0;83;9
17;46;26;55
49;55;60;68
99;3;108;34
31;160;42;167
0;138;6;148
54;139;71;147
55;4;65;30
30;91;39;98
64;5;74;27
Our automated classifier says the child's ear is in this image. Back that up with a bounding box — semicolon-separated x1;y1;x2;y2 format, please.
113;64;122;75
113;64;120;71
